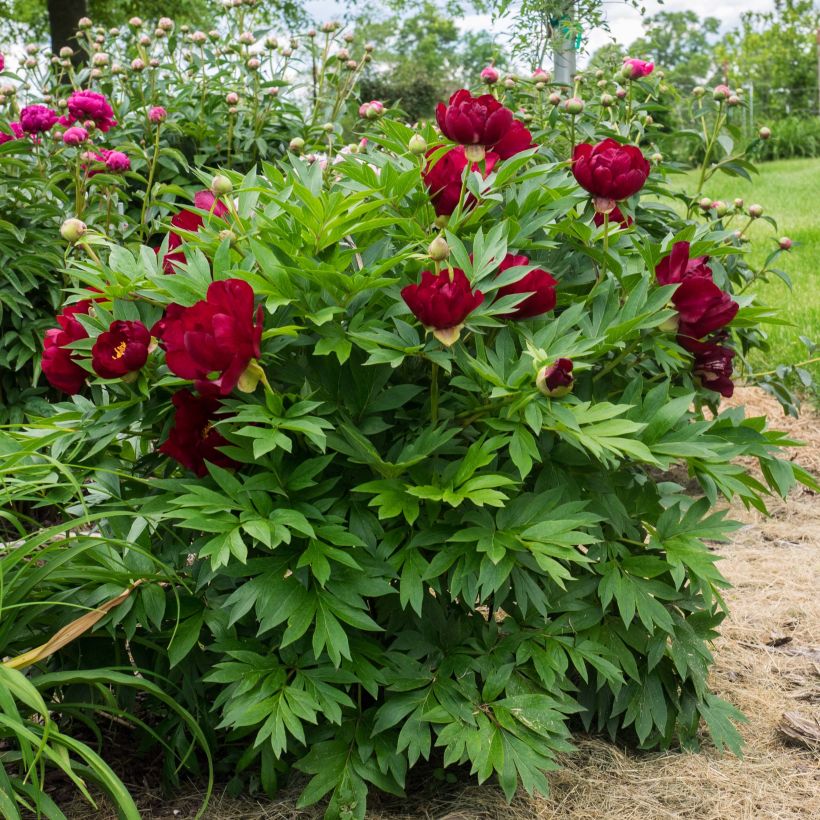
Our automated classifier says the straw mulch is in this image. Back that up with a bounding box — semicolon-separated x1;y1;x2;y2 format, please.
64;388;820;819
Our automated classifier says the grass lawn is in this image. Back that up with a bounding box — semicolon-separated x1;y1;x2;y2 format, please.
678;158;820;383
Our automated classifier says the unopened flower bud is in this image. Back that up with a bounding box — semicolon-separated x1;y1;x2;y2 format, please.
345;59;357;70
759;126;771;140
563;97;584;115
779;236;792;250
129;16;142;27
728;95;740;106
149;58;159;68
59;46;74;58
247;57;260;70
210;174;233;196
289;136;305;152
158;17;174;31
504;77;515;89
596;79;607;89
748;203;763;218
131;58;145;71
480;65;499;84
78;17;92;29
60;218;87;243
408;134;427;155
428;236;450;261
733;198;743;209
336;48;350;61
548;92;561;106
615;87;627;99
698;197;713;211
322;122;334;133
225;91;239;104
364;42;375;52
238;31;255;45
536;359;574;398
651;152;662;163
713;84;731;101
713;200;729;217
139;34;151;46
693;86;705;98
218;229;237;244
265;35;278;49
600;93;614;107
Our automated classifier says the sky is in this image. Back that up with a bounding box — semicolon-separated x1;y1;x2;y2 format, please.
305;0;777;60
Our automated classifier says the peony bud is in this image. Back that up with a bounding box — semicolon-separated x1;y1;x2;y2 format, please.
693;86;705;98
727;95;740;106
748;204;763;218
504;77;515;89
128;16;143;27
759;126;771;140
548;92;561;106
218;229;237;244
322;122;334;133
149;106;167;123
60;218;87;243
59;46;74;58
651;152;662;163
265;35;278;49
139;34;151;46
238;31;255;45
158;17;174;31
615;87;627;99
698;197;713;211
289;137;305;152
210;174;233;196
428;236;450;261
78;17;92;29
600;93;614;107
336;48;350;61
365;42;375;53
536;359;574;397
563;97;584;115
713;200;729;217
225;91;239;104
480;65;499;84
247;57;260;70
131;58;145;71
779;236;792;250
345;59;357;70
409;134;427;155
733;198;744;209
62;126;88;145
713;84;731;101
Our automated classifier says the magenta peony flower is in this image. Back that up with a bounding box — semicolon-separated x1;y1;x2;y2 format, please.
0;53;4;72
66;90;117;132
480;65;499;84
422;145;499;217
62;126;88;145
622;58;654;80
0;121;23;144
20;104;58;134
572;138;650;209
103;149;130;172
148;106;167;123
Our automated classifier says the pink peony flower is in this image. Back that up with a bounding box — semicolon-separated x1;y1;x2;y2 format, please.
66;90;116;132
103;149;130;172
622;58;654;80
480;65;499;84
20;104;58;134
149;106;167;123
0;121;23;143
62;126;88;145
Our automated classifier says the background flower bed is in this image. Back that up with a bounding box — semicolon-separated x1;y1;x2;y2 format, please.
1;10;818;820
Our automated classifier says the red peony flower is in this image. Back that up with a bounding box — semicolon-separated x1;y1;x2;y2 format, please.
152;279;263;396
494;254;557;319
401;268;484;346
422;145;499;217
66;90;117;132
20;104;58;134
536;358;574;397
681;338;735;398
435;89;534;160
655;242;738;341
160;190;230;273
655;241;712;285
622;58;654;79
673;278;739;341
0;121;23;144
572;138;650;209
593;205;633;228
91;320;151;379
41;300;94;394
158;389;238;476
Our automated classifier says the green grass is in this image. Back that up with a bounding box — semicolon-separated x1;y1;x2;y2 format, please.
690;158;820;379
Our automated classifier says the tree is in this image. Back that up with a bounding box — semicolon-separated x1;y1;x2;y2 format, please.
716;0;820;118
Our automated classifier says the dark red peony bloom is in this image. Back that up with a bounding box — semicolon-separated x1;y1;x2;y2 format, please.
41;301;94;394
159;389;238;476
494;254;557;319
673;278;739;341
536;358;574;397
401;268;484;346
572;138;650;206
91;320;151;379
19;104;58;134
435;89;534;160
152;279;263;396
160;190;229;273
681;338;735;398
65;90;117;132
655;242;738;341
422;145;499;217
593;205;633;228
655;241;712;285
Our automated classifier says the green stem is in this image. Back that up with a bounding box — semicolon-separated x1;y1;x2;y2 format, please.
600;211;609;282
430;363;439;425
140;124;162;239
694;103;725;201
752;356;820;378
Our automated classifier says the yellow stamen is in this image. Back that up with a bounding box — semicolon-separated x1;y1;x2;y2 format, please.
112;341;128;359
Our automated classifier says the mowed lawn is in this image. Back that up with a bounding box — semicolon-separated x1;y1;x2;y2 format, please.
682;158;820;382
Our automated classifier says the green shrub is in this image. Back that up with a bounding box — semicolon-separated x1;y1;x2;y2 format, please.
0;42;814;820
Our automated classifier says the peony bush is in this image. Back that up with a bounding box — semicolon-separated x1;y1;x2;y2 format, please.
1;35;816;820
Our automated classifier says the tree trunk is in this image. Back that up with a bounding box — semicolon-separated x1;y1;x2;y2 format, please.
47;0;88;58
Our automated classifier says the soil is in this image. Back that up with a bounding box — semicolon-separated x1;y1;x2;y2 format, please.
60;387;820;819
